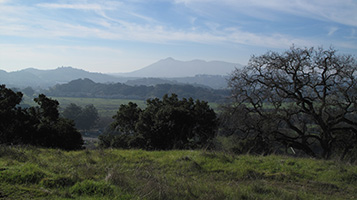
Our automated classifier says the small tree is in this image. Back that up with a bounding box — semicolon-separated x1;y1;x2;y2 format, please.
111;102;141;134
62;103;99;131
227;46;357;159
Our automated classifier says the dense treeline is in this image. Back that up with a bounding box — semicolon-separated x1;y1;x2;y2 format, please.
46;78;229;102
99;94;217;150
0;85;83;150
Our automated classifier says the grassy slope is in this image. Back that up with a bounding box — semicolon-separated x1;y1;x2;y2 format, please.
0;146;356;200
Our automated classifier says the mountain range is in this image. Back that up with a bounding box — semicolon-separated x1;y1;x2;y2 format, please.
114;57;241;78
0;58;242;89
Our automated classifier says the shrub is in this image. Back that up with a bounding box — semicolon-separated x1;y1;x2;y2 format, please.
0;163;46;184
40;176;75;188
69;180;114;196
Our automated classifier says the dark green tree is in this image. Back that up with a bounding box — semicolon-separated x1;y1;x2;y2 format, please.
79;104;99;131
101;94;218;150
34;94;60;123
62;103;99;131
30;95;84;150
0;85;28;144
22;86;35;97
111;102;142;134
62;103;82;121
0;85;83;150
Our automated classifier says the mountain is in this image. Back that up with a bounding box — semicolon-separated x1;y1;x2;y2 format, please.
0;67;127;88
115;57;241;78
1;58;241;89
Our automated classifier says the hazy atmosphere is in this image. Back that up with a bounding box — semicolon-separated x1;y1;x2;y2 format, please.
1;0;357;73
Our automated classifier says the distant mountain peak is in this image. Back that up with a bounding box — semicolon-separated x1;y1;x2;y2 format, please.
118;58;242;78
163;57;175;61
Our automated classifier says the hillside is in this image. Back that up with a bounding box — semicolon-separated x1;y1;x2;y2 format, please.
115;57;241;78
0;146;356;199
1;58;238;89
45;78;229;102
125;75;229;89
0;67;126;88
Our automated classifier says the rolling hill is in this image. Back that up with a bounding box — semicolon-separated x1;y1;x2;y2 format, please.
0;58;242;89
0;67;126;88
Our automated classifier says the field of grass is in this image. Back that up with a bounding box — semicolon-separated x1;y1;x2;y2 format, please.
0;146;356;200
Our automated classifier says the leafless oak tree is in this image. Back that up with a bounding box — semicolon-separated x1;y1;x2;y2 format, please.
227;46;357;159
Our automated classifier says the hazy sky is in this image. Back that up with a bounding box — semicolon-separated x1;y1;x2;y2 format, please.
1;0;357;73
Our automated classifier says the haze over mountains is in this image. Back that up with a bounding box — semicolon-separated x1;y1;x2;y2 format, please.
114;57;241;78
0;58;241;89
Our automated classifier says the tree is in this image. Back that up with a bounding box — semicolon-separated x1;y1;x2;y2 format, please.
62;103;82;121
0;85;83;150
34;94;60;123
111;102;142;134
0;85;27;144
79;104;99;131
30;94;84;150
22;86;35;97
100;94;218;150
62;103;99;131
227;46;357;159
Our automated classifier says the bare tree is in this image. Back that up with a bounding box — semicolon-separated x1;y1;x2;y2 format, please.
227;46;357;159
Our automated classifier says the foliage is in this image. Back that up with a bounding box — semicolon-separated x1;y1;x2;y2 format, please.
70;180;114;196
100;94;218;150
46;78;229;102
62;103;99;130
0;146;356;199
0;85;83;150
225;46;357;160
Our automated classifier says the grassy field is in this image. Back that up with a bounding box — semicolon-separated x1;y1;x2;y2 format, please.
22;96;219;118
0;146;356;200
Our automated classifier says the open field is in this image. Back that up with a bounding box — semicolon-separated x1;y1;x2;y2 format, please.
0;146;356;200
22;96;219;117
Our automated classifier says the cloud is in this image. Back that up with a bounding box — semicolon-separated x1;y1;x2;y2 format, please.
36;1;121;11
174;0;357;27
0;44;126;72
1;0;356;53
328;27;338;36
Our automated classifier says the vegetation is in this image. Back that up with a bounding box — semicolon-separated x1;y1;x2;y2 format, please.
2;46;357;199
45;78;229;103
0;85;83;150
222;46;357;161
0;146;356;200
99;94;218;150
62;103;99;131
45;96;147;117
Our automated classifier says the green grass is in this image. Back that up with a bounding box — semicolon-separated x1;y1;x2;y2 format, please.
0;146;356;199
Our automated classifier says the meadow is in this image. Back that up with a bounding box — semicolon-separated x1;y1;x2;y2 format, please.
0;146;356;200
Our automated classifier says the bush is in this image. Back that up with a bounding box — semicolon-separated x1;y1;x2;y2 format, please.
0;163;46;184
40;176;75;188
69;180;114;196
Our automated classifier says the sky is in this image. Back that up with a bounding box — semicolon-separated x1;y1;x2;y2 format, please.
0;0;357;73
